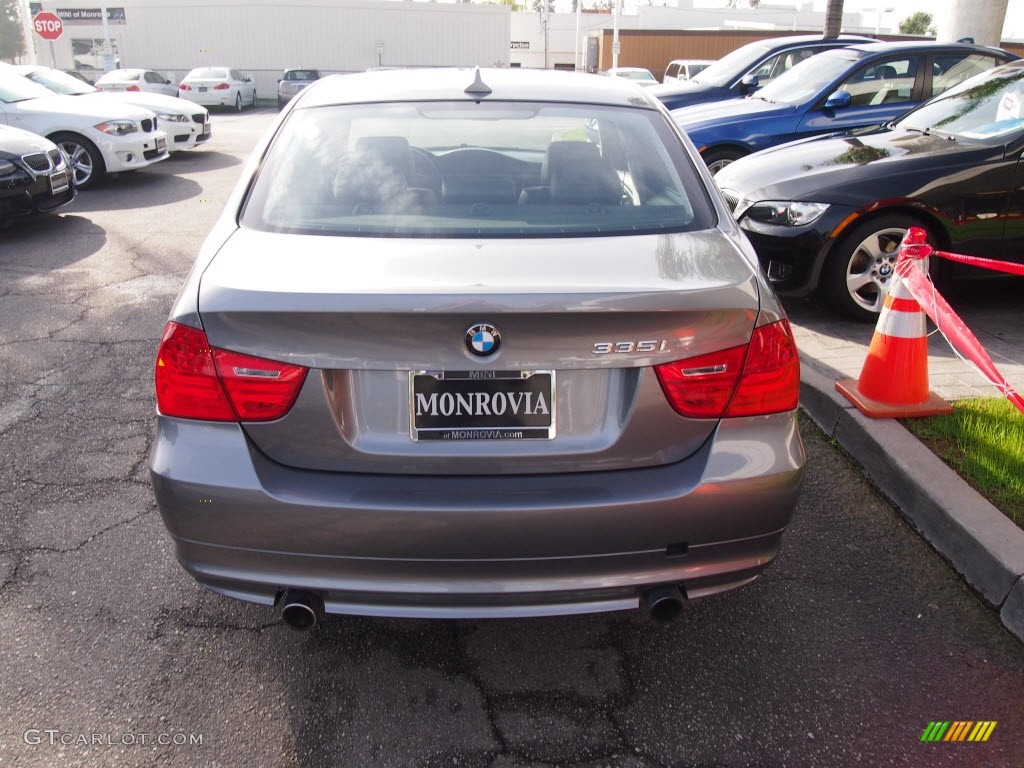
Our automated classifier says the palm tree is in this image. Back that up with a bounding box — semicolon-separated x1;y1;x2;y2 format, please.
824;0;844;38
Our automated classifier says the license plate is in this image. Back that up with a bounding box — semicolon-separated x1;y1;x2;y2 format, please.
198;86;208;93
156;137;167;153
48;169;69;194
410;370;555;441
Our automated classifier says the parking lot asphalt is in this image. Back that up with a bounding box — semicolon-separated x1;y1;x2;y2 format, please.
1;109;1023;767
786;287;1024;644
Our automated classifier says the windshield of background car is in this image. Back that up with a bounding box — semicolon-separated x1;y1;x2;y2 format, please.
0;72;57;102
242;101;714;238
24;68;96;96
899;66;1024;140
618;70;655;81
285;70;319;81
755;49;861;105
691;43;773;87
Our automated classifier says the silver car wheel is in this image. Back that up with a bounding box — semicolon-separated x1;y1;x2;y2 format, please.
53;135;102;189
844;226;906;315
707;157;734;174
842;225;931;316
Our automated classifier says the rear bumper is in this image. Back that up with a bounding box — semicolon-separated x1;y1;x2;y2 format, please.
150;412;805;618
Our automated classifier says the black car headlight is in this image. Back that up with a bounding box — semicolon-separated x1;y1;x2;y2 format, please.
745;201;830;227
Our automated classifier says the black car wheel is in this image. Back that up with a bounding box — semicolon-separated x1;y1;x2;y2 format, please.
703;148;745;175
277;98;285;111
51;132;105;190
234;92;243;112
825;214;936;322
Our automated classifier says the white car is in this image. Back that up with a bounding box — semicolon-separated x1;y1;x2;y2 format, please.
663;59;714;83
178;67;257;111
605;67;660;87
0;65;168;189
14;65;211;154
94;68;179;98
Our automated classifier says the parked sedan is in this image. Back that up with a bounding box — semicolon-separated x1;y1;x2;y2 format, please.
277;68;322;110
95;68;179;98
649;34;876;111
674;41;1017;175
150;67;805;628
0;124;74;226
0;66;168;189
178;67;257;111
605;67;659;86
13;65;211;153
714;59;1024;321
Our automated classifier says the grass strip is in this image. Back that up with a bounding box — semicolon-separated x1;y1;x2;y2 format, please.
901;397;1024;530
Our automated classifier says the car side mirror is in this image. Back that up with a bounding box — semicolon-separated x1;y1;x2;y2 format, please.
739;73;758;94
824;90;852;110
165;79;171;85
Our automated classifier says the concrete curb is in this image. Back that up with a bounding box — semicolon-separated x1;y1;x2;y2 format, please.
799;361;1024;644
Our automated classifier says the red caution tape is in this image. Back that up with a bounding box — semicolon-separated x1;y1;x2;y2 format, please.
896;228;1024;415
933;250;1024;277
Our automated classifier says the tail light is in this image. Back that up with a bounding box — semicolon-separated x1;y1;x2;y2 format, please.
655;319;799;418
155;323;308;422
178;83;191;91
213;83;230;90
126;85;140;91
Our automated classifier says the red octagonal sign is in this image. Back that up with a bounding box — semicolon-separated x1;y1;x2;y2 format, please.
33;12;64;41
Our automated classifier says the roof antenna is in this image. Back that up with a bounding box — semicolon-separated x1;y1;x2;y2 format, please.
465;67;492;97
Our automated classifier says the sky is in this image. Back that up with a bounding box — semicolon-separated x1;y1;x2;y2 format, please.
541;0;1024;40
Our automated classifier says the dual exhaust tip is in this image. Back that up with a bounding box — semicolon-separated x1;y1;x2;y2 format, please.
279;584;685;630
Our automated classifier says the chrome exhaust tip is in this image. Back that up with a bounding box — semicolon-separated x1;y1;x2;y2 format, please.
280;589;324;631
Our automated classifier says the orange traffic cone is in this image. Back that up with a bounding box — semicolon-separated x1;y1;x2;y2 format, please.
835;230;952;419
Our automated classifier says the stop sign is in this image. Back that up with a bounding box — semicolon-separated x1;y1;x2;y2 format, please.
33;12;63;41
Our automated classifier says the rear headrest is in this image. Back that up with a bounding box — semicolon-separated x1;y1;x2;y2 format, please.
544;141;623;205
876;65;898;80
354;135;413;178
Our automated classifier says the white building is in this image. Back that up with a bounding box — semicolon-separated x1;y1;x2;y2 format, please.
22;0;511;99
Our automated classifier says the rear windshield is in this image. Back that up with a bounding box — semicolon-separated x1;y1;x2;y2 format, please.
242;101;714;238
285;70;320;81
98;69;142;82
188;68;228;79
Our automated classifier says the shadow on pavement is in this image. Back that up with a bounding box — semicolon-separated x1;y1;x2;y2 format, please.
68;170;203;212
162;150;243;174
0;213;107;275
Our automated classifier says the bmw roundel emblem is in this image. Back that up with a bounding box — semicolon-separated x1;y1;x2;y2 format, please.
465;323;501;357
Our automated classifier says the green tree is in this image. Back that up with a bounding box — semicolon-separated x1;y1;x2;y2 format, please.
1;0;25;61
899;11;935;36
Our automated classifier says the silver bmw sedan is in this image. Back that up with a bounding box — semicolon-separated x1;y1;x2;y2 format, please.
150;67;805;629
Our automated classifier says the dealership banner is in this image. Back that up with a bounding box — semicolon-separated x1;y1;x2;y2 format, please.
29;5;127;24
